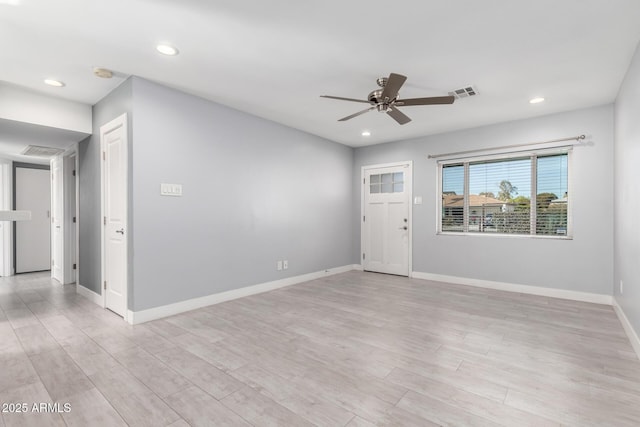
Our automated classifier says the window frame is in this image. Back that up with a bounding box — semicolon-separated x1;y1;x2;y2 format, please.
436;147;573;239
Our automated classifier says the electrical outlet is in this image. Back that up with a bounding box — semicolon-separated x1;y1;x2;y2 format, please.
620;280;624;294
277;260;283;271
283;260;288;270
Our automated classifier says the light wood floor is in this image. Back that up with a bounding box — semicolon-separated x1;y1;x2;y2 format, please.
1;271;639;426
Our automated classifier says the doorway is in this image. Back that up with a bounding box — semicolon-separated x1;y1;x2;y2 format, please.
361;161;412;276
14;163;51;274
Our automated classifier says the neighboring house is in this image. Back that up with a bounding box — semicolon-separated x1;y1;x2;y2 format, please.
442;193;514;230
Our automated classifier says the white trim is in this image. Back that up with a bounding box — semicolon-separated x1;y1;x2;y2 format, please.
76;283;104;307
0;160;13;276
613;297;640;361
411;271;613;305
126;264;359;325
361;161;413;278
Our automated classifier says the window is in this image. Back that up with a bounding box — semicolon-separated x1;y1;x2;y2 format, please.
369;172;404;194
439;151;570;237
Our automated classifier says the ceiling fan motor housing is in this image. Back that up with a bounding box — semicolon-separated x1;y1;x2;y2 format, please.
368;89;397;109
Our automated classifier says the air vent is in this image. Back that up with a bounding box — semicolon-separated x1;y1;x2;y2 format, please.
21;145;65;158
449;85;478;99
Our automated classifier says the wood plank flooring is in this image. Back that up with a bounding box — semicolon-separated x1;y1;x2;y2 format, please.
1;271;639;426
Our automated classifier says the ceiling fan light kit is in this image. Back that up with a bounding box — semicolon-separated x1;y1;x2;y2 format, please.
321;73;455;125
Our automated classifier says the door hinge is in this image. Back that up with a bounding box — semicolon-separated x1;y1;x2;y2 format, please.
363;178;365;184
73;170;76;177
363;215;365;222
104;281;107;290
73;263;77;270
363;253;365;260
104;216;106;225
103;152;106;160
73;216;76;223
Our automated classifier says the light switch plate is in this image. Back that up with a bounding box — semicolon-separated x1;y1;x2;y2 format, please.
414;196;423;205
161;183;183;197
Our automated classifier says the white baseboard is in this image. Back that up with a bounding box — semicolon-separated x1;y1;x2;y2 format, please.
411;271;613;305
613;297;640;361
127;264;360;325
76;283;104;307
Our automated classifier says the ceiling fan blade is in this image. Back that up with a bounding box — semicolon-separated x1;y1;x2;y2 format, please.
387;106;411;125
395;95;455;106
321;95;371;104
381;73;407;102
338;106;376;121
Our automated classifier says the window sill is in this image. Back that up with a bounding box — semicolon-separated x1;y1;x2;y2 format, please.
437;231;573;240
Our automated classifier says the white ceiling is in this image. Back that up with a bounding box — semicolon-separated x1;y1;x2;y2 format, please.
2;0;640;148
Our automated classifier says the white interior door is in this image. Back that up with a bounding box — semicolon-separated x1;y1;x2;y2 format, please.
362;163;411;276
15;166;51;273
102;114;128;317
51;157;63;282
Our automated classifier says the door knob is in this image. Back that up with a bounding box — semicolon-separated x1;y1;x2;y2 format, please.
115;229;125;235
399;226;408;230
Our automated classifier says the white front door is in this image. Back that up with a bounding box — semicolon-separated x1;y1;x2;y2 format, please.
15;166;51;273
101;114;128;317
51;157;63;282
362;162;412;276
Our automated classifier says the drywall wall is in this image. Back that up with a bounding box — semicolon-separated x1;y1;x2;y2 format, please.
354;104;614;295
130;78;353;311
614;41;640;334
0;82;91;133
78;78;133;295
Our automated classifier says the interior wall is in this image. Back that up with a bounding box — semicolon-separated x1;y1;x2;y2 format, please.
614;41;640;333
130;77;354;311
77;78;133;294
0;81;91;133
353;104;614;295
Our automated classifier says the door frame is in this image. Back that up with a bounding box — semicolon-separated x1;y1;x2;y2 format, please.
100;113;128;319
66;150;79;285
361;160;413;277
0;159;12;276
13;162;51;274
50;146;79;284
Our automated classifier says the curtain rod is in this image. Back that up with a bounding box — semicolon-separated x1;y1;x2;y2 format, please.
427;134;586;160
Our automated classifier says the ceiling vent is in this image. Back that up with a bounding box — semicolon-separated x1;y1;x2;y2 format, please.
449;85;478;99
21;145;65;158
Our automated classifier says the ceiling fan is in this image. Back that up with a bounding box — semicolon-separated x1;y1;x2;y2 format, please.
321;73;455;125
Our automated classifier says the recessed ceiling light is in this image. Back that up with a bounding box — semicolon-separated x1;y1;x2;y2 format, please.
361;130;371;137
156;44;179;56
529;97;545;104
44;79;65;87
0;0;21;5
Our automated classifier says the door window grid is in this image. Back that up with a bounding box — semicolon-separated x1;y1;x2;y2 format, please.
370;172;404;194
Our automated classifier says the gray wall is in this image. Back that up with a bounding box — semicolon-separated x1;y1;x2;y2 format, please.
78;78;133;294
614;42;640;333
130;78;353;311
354;105;614;295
